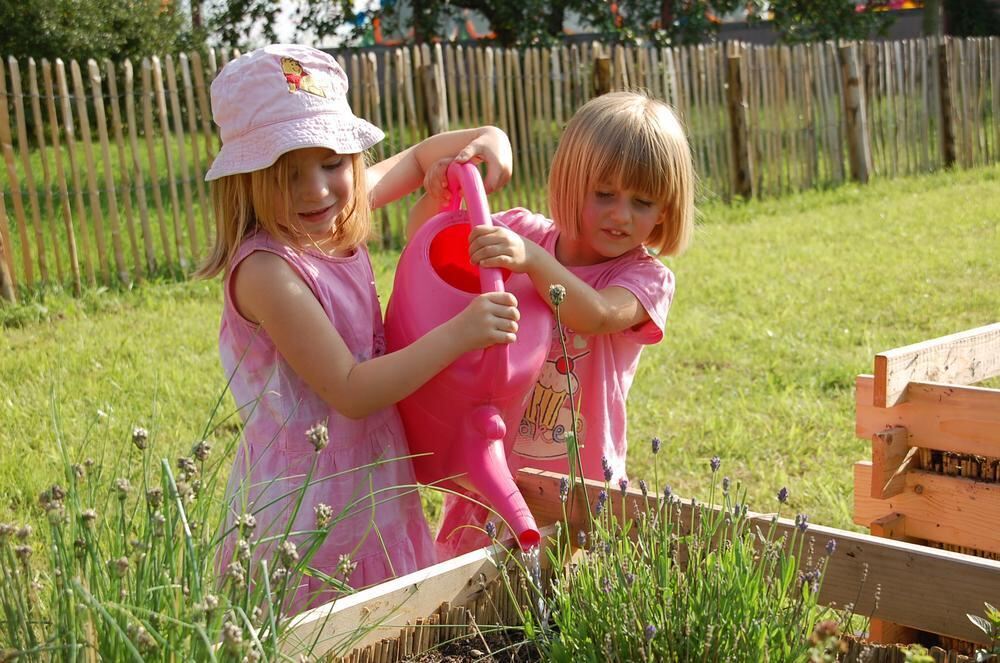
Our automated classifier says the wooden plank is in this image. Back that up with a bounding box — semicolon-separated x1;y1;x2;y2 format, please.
152;56;185;269
0;57;33;285
854;460;1000;555
28;58;64;285
455;46;471;130
0;195;15;302
55;58;94;287
179;54;211;245
284;528;556;658
103;59;142;281
42;60;82;296
164;55;199;263
87;59;129;284
444;44;457;129
870;426;915;499
519;468;1000;643
867;512;924;644
189;51;216;165
873;323;1000;407
71;58;110;283
9;57;48;283
124;59;156;274
142;57;173;268
857;375;1000;455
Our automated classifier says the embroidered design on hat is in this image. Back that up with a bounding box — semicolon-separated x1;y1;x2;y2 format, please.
280;57;327;98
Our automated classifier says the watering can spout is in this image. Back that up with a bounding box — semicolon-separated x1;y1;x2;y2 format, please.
462;406;541;550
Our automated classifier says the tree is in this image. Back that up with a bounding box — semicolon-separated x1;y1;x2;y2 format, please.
764;0;894;44
0;0;194;63
577;0;750;46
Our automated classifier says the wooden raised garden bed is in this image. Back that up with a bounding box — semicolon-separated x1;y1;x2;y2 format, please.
274;323;1000;661
853;322;1000;648
283;466;1000;661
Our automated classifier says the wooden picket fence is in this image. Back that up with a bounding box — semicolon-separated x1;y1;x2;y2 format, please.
1;36;998;302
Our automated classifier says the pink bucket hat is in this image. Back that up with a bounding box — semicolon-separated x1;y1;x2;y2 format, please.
205;44;384;181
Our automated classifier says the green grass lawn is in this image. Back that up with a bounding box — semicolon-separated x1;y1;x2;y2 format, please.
2;164;998;537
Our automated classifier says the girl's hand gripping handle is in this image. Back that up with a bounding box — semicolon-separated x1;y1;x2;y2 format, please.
444;162;511;387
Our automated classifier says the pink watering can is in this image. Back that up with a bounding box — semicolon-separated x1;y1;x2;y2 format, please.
384;163;552;550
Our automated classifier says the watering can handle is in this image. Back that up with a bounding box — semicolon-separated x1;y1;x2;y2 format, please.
443;162;511;385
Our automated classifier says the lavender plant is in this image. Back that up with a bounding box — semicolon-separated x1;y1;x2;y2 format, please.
515;285;843;662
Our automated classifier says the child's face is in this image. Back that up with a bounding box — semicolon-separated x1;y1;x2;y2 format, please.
283;147;354;236
570;181;663;264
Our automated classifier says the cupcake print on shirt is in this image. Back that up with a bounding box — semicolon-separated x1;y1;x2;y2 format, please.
513;332;589;460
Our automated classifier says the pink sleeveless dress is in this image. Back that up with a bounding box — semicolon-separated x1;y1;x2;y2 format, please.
216;230;436;613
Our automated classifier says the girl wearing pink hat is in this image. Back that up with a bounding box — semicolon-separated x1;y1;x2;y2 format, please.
197;44;518;613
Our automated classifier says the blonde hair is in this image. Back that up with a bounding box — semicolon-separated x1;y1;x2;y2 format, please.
548;91;695;256
196;151;370;278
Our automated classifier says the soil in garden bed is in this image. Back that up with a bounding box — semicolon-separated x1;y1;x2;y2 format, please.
404;627;542;662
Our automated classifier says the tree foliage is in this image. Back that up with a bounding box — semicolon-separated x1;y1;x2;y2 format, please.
764;0;894;44
0;0;194;62
201;0;908;50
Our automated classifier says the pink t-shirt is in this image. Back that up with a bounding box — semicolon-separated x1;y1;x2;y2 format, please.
217;230;436;612
435;208;674;558
498;208;674;483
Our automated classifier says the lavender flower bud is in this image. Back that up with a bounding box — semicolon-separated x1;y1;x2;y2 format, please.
602;456;613;482
577;529;587;547
710;456;721;473
559;477;569;503
638;479;648;497
645;624;657;641
618;478;629;496
795;513;809;532
650;437;661;454
825;538;837;555
777;487;789;504
722;476;730;493
485;521;497;539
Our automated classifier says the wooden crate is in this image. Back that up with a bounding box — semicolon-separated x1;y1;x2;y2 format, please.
853;322;1000;646
284;469;1000;660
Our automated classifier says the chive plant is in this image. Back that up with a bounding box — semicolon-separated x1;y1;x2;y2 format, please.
0;391;414;661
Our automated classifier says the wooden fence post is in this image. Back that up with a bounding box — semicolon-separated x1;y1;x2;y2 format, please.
839;43;873;184
420;63;443;135
937;40;956;168
726;52;753;200
0;192;15;303
592;56;611;96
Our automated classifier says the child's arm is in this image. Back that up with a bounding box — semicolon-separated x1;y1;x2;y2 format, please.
468;226;650;336
232;251;520;420
368;126;511;211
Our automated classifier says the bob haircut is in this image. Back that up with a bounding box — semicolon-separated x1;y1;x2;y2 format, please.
196;151;370;278
548;91;695;256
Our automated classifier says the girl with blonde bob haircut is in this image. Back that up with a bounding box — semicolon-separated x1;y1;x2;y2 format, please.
418;90;697;558
547;91;695;257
